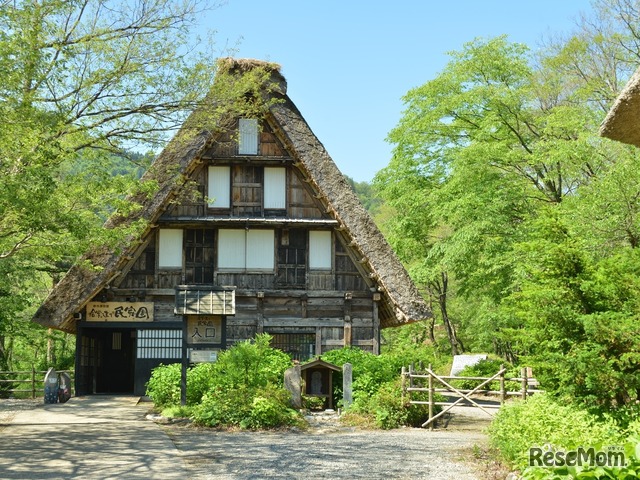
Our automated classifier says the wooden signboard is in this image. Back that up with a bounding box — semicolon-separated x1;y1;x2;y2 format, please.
186;315;222;345
86;302;154;322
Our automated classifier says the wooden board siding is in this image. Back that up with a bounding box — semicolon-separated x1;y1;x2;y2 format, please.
232;165;263;216
289;168;324;219
163;166;207;218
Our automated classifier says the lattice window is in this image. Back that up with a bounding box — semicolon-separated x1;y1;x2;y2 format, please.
185;229;214;283
269;333;315;362
137;329;182;359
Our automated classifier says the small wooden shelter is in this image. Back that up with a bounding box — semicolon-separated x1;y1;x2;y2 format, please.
300;358;341;410
32;58;431;396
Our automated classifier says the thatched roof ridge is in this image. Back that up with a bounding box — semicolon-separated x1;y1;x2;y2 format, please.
32;58;431;333
600;67;640;146
269;99;431;326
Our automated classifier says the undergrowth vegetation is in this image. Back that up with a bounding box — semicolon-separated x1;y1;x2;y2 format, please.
489;394;640;479
146;334;445;430
146;334;302;430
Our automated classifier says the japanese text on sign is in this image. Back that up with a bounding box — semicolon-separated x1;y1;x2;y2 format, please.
86;302;154;322
186;316;222;344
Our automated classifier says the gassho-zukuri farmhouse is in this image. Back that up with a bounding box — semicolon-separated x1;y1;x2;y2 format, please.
32;58;431;396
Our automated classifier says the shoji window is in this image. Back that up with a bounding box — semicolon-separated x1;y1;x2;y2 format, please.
309;231;332;269
238;118;259;155
247;230;275;270
218;229;275;271
218;229;246;269
264;167;286;209
208;166;230;208
158;229;183;268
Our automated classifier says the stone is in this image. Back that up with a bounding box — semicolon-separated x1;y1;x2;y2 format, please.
284;365;302;409
342;363;353;409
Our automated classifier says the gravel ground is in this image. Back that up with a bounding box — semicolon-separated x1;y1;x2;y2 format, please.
0;398;40;426
0;399;493;480
163;408;493;480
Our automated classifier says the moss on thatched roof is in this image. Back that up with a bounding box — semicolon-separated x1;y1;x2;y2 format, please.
32;58;431;333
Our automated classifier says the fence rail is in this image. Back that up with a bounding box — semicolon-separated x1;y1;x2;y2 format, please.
401;364;543;429
0;369;74;399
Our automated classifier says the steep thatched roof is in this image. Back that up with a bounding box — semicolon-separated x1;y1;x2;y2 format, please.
600;67;640;146
32;58;431;333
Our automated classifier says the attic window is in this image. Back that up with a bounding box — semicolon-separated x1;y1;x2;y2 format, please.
238;118;258;155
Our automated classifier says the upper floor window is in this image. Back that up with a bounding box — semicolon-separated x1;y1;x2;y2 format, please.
218;229;275;271
208;166;230;208
158;229;183;268
238;118;259;155
309;231;332;270
264;167;286;209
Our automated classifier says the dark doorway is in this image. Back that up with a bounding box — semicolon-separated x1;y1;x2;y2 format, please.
76;327;135;395
96;329;135;393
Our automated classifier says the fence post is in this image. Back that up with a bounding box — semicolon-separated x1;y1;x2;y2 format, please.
401;366;406;405
31;366;36;399
499;364;506;405
409;363;414;391
428;363;434;431
521;367;528;400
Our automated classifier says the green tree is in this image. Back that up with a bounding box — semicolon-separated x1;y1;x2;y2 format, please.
0;0;227;369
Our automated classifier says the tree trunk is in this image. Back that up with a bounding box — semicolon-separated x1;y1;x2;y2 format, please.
429;272;463;356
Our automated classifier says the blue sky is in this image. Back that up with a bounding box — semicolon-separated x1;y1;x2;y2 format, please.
201;1;594;182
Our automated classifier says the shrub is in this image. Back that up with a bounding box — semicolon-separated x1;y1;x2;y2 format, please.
214;334;292;390
146;363;181;407
349;379;436;429
322;345;440;409
488;393;622;468
192;384;302;429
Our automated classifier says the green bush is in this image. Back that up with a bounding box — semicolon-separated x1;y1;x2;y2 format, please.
348;379;438;429
193;384;301;429
489;393;622;469
146;363;181;407
147;334;301;430
322;344;439;409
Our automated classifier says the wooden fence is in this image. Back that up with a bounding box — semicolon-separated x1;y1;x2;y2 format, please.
0;369;74;399
401;364;543;429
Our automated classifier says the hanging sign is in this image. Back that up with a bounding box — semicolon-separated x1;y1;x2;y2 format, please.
86;302;154;322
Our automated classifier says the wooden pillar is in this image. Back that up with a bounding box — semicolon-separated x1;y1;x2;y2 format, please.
181;315;188;406
372;292;381;355
343;292;352;348
256;292;264;334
